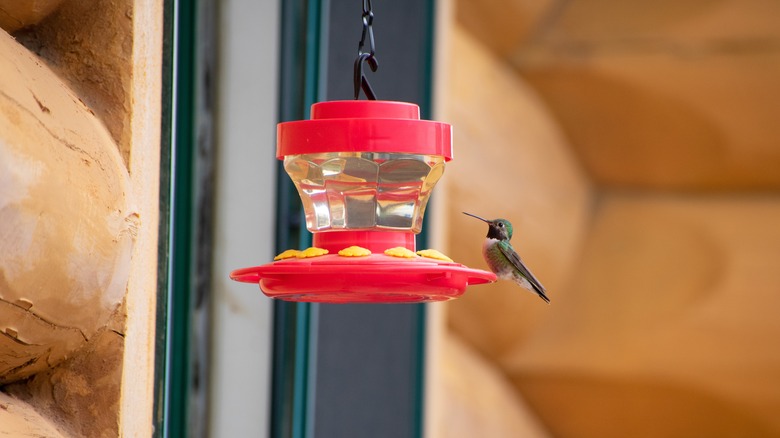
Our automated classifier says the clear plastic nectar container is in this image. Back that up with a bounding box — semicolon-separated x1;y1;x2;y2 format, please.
277;100;453;235
284;152;446;232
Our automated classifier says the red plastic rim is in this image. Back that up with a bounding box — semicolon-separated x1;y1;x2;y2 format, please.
277;100;453;159
313;231;416;253
230;254;496;303
311;100;420;119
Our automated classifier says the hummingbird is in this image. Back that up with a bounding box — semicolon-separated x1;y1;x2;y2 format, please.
463;212;550;303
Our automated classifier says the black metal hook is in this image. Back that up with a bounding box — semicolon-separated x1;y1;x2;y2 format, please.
354;53;378;100
354;0;378;100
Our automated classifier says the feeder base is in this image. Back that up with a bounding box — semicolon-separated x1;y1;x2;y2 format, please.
230;254;496;304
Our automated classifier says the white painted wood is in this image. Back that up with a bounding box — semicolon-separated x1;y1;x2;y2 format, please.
209;0;278;436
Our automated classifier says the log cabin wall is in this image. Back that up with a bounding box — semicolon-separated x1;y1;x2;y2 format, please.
437;1;780;437
0;1;162;436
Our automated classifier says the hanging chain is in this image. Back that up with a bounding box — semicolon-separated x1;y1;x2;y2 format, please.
354;0;378;100
358;0;376;60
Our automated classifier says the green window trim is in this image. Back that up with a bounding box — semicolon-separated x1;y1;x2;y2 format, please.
154;1;438;437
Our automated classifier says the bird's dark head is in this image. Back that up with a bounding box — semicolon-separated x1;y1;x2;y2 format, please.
489;218;513;241
463;212;513;241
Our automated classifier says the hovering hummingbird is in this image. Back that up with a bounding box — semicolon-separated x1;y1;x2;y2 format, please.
463;212;550;303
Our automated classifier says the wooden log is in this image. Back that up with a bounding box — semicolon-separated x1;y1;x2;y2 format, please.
0;0;65;33
0;29;134;384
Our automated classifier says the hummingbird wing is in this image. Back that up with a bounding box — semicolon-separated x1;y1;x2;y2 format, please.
497;240;550;303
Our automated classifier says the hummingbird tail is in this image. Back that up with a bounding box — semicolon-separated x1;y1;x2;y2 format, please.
513;273;550;303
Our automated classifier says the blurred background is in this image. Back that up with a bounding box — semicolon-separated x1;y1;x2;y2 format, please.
215;0;780;436
3;0;778;436
437;1;780;437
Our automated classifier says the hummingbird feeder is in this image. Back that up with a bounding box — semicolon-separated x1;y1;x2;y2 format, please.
229;1;495;303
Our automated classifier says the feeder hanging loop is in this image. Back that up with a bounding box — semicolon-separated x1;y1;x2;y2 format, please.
354;0;378;100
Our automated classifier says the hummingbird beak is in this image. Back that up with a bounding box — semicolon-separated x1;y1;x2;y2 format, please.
462;212;490;223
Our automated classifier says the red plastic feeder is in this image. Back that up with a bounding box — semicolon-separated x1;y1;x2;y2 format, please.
230;100;495;303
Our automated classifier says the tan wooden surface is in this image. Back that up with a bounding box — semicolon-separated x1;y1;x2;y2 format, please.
440;2;780;434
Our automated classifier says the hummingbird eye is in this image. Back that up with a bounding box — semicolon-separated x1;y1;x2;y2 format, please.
498;223;504;227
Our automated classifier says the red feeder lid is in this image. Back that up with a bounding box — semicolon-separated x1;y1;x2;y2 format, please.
277;100;453;159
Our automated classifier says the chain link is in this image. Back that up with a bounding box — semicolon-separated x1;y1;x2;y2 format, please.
359;0;376;58
354;0;378;99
